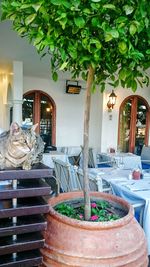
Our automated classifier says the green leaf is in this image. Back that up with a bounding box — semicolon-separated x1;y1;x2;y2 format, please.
131;79;137;92
50;0;64;5
91;0;101;2
62;1;72;8
81;72;86;80
115;16;128;24
129;24;137;35
105;30;119;42
119;69;126;81
110;29;119;38
69;50;77;59
103;4;116;10
10;2;20;7
91;17;100;27
7;13;17;20
59;17;67;29
74;17;85;28
83;8;91;14
20;4;32;9
100;83;105;92
145;17;149;28
52;72;58;81
17;27;26;35
146;50;150;55
123;5;134;15
32;4;41;12
33;36;43;46
60;49;67;61
91;84;96;93
118;41;127;54
90;38;102;49
59;61;68;70
25;14;36;25
105;33;113;42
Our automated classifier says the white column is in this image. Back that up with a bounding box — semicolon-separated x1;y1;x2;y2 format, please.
13;100;23;124
13;61;23;125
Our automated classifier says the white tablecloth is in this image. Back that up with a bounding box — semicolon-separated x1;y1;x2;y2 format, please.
111;179;150;255
98;152;142;170
42;151;68;168
57;146;81;156
89;168;130;191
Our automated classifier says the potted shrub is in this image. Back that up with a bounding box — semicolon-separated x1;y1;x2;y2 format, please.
40;191;148;266
1;1;149;265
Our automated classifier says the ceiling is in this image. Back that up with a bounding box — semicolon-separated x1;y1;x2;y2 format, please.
0;19;70;80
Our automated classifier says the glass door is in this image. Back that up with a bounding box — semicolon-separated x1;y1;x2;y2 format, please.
135;99;148;155
22;93;34;127
118;99;132;153
22;91;56;149
40;95;53;149
118;96;150;155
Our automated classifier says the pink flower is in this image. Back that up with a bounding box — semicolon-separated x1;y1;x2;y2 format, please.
79;214;83;219
90;215;99;221
91;203;97;208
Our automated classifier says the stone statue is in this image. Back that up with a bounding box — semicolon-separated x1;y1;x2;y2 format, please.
0;122;45;170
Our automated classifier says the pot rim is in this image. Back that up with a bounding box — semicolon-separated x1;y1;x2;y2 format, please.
47;191;134;230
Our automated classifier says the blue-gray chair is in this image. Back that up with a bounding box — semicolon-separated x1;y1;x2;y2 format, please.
141;146;150;169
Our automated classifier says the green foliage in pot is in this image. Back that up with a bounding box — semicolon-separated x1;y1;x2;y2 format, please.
55;200;121;222
1;0;150;220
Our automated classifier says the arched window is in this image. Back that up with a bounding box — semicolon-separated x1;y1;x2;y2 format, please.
22;90;56;150
118;95;150;155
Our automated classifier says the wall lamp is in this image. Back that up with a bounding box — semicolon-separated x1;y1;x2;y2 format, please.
107;90;117;112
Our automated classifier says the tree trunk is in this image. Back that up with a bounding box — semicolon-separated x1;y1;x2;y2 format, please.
83;65;94;221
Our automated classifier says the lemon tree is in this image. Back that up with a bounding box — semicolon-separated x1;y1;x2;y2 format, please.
1;0;150;220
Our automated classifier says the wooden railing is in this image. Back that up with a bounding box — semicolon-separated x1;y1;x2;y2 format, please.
0;163;55;267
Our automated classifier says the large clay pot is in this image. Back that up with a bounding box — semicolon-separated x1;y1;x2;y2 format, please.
41;191;148;267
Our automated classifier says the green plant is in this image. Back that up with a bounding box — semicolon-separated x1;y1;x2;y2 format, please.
1;0;150;220
55;200;121;222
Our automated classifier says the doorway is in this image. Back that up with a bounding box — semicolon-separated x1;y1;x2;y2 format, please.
118;95;150;155
22;90;56;150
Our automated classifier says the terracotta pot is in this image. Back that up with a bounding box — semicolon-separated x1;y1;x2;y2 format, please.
41;191;148;267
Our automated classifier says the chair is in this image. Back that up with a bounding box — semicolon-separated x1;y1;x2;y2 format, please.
74;168;98;191
132;202;145;227
74;168;112;193
52;158;82;192
141;146;150;169
68;152;82;166
110;182;145;227
88;147;114;168
44;175;59;196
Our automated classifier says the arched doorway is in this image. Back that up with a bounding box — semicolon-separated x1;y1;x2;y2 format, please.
22;90;56;150
118;95;150;155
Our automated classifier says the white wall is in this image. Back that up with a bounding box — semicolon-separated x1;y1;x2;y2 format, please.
23;76;103;149
0;71;149;152
0;74;13;130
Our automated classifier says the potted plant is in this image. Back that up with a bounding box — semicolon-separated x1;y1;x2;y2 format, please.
1;0;149;265
40;191;148;266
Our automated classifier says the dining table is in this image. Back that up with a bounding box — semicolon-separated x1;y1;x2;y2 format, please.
88;167;150;254
110;178;150;255
98;152;142;170
88;167;130;191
